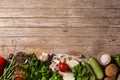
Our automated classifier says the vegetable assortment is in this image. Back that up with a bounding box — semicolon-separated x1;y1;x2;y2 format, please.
0;55;17;80
0;52;120;80
23;53;50;80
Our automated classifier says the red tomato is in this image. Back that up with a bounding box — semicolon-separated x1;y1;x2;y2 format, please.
0;67;3;75
14;76;23;80
0;56;6;67
58;62;70;72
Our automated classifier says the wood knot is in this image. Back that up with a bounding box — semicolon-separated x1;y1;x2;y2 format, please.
63;29;68;32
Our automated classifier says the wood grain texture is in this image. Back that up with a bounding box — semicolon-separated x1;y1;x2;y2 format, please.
0;28;120;37
0;8;120;18
1;46;120;58
0;0;120;57
0;36;119;46
0;18;119;28
0;0;120;8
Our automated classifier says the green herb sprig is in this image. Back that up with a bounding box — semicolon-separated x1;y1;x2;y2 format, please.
23;53;51;80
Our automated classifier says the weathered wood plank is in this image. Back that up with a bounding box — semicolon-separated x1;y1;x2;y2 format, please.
0;0;120;8
0;24;119;28
0;28;120;37
0;0;120;58
0;18;119;27
0;8;120;18
0;37;119;46
1;45;120;58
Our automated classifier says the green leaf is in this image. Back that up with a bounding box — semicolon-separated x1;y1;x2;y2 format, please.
72;63;90;80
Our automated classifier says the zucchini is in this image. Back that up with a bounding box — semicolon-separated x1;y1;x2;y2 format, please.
88;56;104;80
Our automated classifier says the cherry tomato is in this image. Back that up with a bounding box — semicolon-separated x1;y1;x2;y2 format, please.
14;76;23;80
0;56;6;67
58;62;70;72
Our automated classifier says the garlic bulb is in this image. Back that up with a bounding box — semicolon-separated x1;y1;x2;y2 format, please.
38;52;49;61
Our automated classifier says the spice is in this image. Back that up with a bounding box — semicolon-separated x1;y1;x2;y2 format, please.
98;53;111;65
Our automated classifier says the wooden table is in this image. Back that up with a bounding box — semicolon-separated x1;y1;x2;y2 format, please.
0;0;120;57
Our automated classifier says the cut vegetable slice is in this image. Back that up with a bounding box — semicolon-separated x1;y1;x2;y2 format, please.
59;71;75;80
66;59;79;68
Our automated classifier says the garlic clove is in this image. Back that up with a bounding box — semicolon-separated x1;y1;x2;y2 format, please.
38;52;49;61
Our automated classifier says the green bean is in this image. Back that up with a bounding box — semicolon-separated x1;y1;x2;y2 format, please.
0;56;17;80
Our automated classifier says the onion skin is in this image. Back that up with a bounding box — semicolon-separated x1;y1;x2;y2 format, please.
105;64;118;77
117;74;120;80
104;77;113;80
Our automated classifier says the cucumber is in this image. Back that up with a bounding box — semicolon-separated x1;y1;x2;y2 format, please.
81;61;96;80
88;56;104;80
